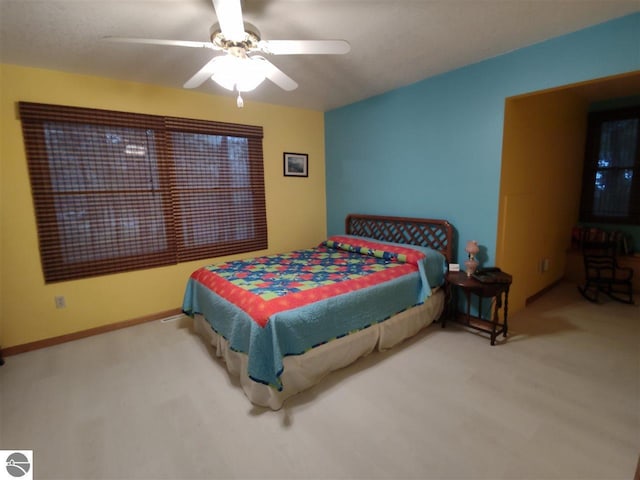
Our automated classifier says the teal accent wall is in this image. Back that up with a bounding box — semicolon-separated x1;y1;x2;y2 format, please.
325;13;640;263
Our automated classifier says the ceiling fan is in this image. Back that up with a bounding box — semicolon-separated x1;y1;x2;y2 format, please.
105;0;351;107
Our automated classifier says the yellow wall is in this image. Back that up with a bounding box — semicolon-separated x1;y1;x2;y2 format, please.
497;90;589;311
0;64;327;349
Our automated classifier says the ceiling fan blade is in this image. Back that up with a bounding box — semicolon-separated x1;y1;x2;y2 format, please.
212;0;245;42
103;36;214;50
253;56;298;91
183;57;221;89
259;40;350;55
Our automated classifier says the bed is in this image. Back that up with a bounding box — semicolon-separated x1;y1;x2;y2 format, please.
182;214;454;409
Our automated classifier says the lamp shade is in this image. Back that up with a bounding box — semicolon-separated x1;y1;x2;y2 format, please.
465;240;480;256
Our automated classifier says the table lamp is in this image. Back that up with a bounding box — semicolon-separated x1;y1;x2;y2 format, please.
465;240;480;277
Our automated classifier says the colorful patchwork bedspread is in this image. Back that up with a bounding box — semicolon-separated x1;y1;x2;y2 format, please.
182;236;446;389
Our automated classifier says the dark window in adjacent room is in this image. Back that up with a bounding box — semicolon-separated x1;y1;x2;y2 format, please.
579;106;640;225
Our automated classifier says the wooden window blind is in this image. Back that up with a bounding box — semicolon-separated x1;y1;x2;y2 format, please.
19;102;267;283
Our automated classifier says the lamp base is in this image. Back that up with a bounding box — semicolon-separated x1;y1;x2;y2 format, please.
464;259;479;277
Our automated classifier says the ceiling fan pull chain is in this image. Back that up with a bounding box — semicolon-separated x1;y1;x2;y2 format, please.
236;89;244;108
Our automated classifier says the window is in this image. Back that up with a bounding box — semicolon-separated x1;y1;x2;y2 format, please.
19;102;267;283
579;106;640;224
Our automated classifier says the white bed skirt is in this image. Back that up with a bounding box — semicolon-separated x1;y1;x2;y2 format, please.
193;288;444;410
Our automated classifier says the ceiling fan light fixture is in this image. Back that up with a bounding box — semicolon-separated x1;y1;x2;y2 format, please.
210;55;266;92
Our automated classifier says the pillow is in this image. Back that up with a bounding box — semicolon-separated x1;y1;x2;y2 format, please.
323;234;447;299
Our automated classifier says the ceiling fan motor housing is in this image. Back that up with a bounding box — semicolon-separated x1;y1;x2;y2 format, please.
210;23;261;55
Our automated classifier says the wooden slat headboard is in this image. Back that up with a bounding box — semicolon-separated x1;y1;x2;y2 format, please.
345;214;454;263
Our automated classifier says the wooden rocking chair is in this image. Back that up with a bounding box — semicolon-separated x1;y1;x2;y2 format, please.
578;241;634;304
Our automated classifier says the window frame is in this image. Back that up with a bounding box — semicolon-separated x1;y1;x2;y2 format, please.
579;106;640;225
19;102;267;283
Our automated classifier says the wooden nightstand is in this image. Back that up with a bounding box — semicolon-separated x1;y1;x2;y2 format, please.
443;270;512;345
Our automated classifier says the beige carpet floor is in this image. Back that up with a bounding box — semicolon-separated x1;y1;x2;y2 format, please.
1;281;638;479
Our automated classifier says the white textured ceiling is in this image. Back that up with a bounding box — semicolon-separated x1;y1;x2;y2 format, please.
1;0;638;111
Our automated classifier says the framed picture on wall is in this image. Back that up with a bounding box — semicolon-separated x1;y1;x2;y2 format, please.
283;152;308;177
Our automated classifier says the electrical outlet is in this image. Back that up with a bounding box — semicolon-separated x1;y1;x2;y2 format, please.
54;296;66;309
542;258;550;272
